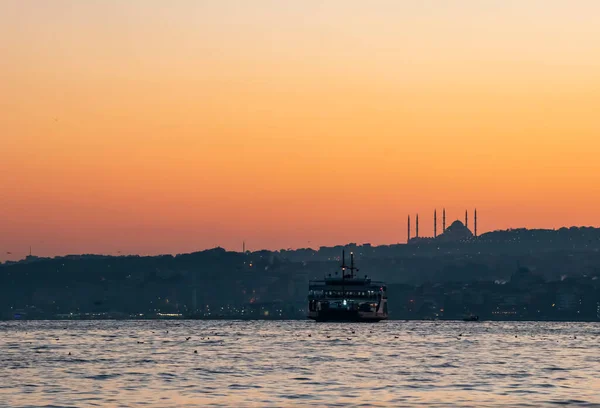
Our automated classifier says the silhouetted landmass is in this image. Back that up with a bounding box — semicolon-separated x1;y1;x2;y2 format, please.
2;226;600;321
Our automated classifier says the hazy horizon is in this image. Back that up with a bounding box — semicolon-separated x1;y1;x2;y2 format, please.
3;1;600;260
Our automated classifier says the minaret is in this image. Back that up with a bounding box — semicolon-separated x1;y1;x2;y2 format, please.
465;210;468;229
443;208;446;232
474;208;478;238
407;215;411;244
416;214;419;238
434;209;437;238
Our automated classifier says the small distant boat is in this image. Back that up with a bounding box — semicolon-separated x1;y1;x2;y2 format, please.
462;315;479;322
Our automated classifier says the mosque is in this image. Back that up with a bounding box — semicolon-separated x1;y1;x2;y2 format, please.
407;209;477;244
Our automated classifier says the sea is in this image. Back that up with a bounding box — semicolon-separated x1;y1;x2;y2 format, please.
0;320;599;407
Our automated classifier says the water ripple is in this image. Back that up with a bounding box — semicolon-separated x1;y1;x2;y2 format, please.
0;320;599;407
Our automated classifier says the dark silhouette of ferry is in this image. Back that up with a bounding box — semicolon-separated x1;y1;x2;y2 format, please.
307;251;388;322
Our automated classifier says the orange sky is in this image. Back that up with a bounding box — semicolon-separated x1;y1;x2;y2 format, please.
2;1;600;260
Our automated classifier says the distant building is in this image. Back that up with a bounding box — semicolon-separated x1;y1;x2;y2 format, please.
436;220;473;242
556;291;580;312
408;220;473;244
510;266;545;289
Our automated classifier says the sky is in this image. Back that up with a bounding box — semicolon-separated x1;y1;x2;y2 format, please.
2;1;600;260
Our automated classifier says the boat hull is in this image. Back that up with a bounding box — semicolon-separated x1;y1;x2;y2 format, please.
308;309;387;322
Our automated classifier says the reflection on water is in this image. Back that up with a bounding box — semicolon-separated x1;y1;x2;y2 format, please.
1;320;599;407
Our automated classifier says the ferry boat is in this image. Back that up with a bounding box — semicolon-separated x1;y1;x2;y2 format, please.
307;250;388;322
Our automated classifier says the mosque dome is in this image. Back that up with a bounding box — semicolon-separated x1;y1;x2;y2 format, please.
438;220;473;242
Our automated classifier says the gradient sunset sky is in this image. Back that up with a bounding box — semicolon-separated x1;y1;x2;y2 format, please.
2;1;600;260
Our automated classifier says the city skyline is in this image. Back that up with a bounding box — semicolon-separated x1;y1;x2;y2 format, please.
3;1;600;259
3;213;599;261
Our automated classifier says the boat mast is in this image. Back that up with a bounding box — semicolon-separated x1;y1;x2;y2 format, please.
349;252;356;278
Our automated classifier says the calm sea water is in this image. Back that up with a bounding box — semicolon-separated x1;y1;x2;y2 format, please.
1;320;599;407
